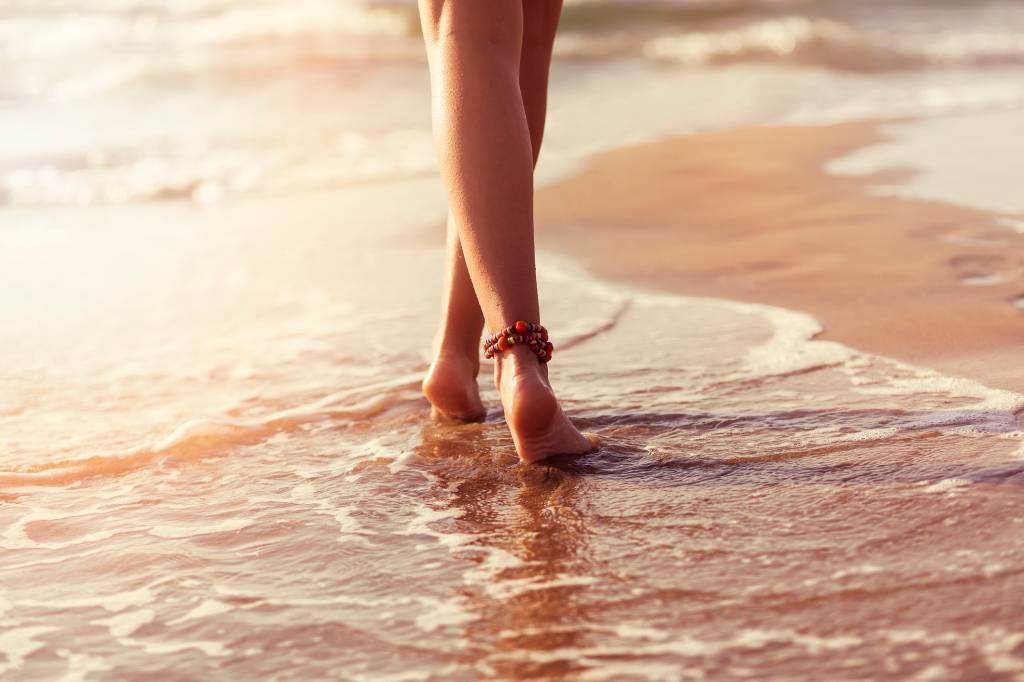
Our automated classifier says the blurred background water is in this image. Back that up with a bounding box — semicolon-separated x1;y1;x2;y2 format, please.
6;0;1024;206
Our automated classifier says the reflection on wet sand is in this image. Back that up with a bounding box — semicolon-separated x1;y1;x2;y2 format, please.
415;422;596;679
404;389;1024;679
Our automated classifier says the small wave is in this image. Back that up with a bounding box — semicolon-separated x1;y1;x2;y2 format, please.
6;1;1024;111
0;129;437;207
643;16;1024;72
0;627;59;677
0;2;420;102
0;374;424;487
0;2;413;60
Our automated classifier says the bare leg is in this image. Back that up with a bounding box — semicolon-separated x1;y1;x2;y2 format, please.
519;0;563;165
422;0;565;423
419;0;593;462
422;213;486;422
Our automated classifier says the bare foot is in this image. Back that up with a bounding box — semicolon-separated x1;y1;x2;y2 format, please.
495;346;596;463
423;349;486;422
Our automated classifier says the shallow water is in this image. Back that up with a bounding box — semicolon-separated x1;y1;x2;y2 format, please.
4;175;1024;679
4;0;1024;679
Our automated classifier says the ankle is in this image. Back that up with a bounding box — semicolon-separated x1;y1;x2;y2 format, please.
494;345;543;389
432;334;480;363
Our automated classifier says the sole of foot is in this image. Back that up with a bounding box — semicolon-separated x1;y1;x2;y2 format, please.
423;352;486;423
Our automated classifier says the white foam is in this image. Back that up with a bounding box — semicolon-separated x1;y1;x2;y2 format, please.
610;623;671;642
576;662;687;681
358;671;433;682
644;17;861;66
831;427;902;444
732;303;853;378
55;652;113;682
999;432;1024;460
868;360;1024;415
119;637;229;658
910;665;951;682
882;626;1024;674
169;599;233;625
485;575;600;601
831;564;885;580
398;504;474;550
412;596;478;632
487;628;862;665
972;627;1024;674
93;609;155;637
2;546;108;573
149;517;251;539
540;250;854;381
288;483;376;545
921;479;972;494
19;586;154;613
1001;217;1024;234
0;626;57;675
462;547;525;586
0;504;121;550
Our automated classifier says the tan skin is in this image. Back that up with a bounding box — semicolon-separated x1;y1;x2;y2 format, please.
419;0;594;463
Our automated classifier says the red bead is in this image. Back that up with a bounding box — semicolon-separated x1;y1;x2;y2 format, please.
545;342;554;353
497;337;508;351
515;320;528;333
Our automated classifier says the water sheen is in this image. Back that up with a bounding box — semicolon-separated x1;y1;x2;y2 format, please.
3;175;1023;679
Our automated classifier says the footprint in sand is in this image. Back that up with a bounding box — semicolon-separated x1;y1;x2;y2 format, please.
947;254;1016;287
940;233;1008;248
961;272;1009;286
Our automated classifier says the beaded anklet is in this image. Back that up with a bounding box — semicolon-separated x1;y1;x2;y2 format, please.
483;320;554;363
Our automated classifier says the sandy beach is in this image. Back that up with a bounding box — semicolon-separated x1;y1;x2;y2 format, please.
538;118;1024;394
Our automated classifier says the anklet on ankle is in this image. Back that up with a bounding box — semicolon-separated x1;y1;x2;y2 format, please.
483;320;553;363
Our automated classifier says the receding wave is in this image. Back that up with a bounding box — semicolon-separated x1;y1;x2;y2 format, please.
0;375;424;488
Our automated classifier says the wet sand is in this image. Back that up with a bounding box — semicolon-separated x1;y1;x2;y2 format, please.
536;120;1024;395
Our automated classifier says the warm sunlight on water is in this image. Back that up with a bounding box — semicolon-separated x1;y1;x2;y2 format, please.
4;176;1024;679
4;0;1024;679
